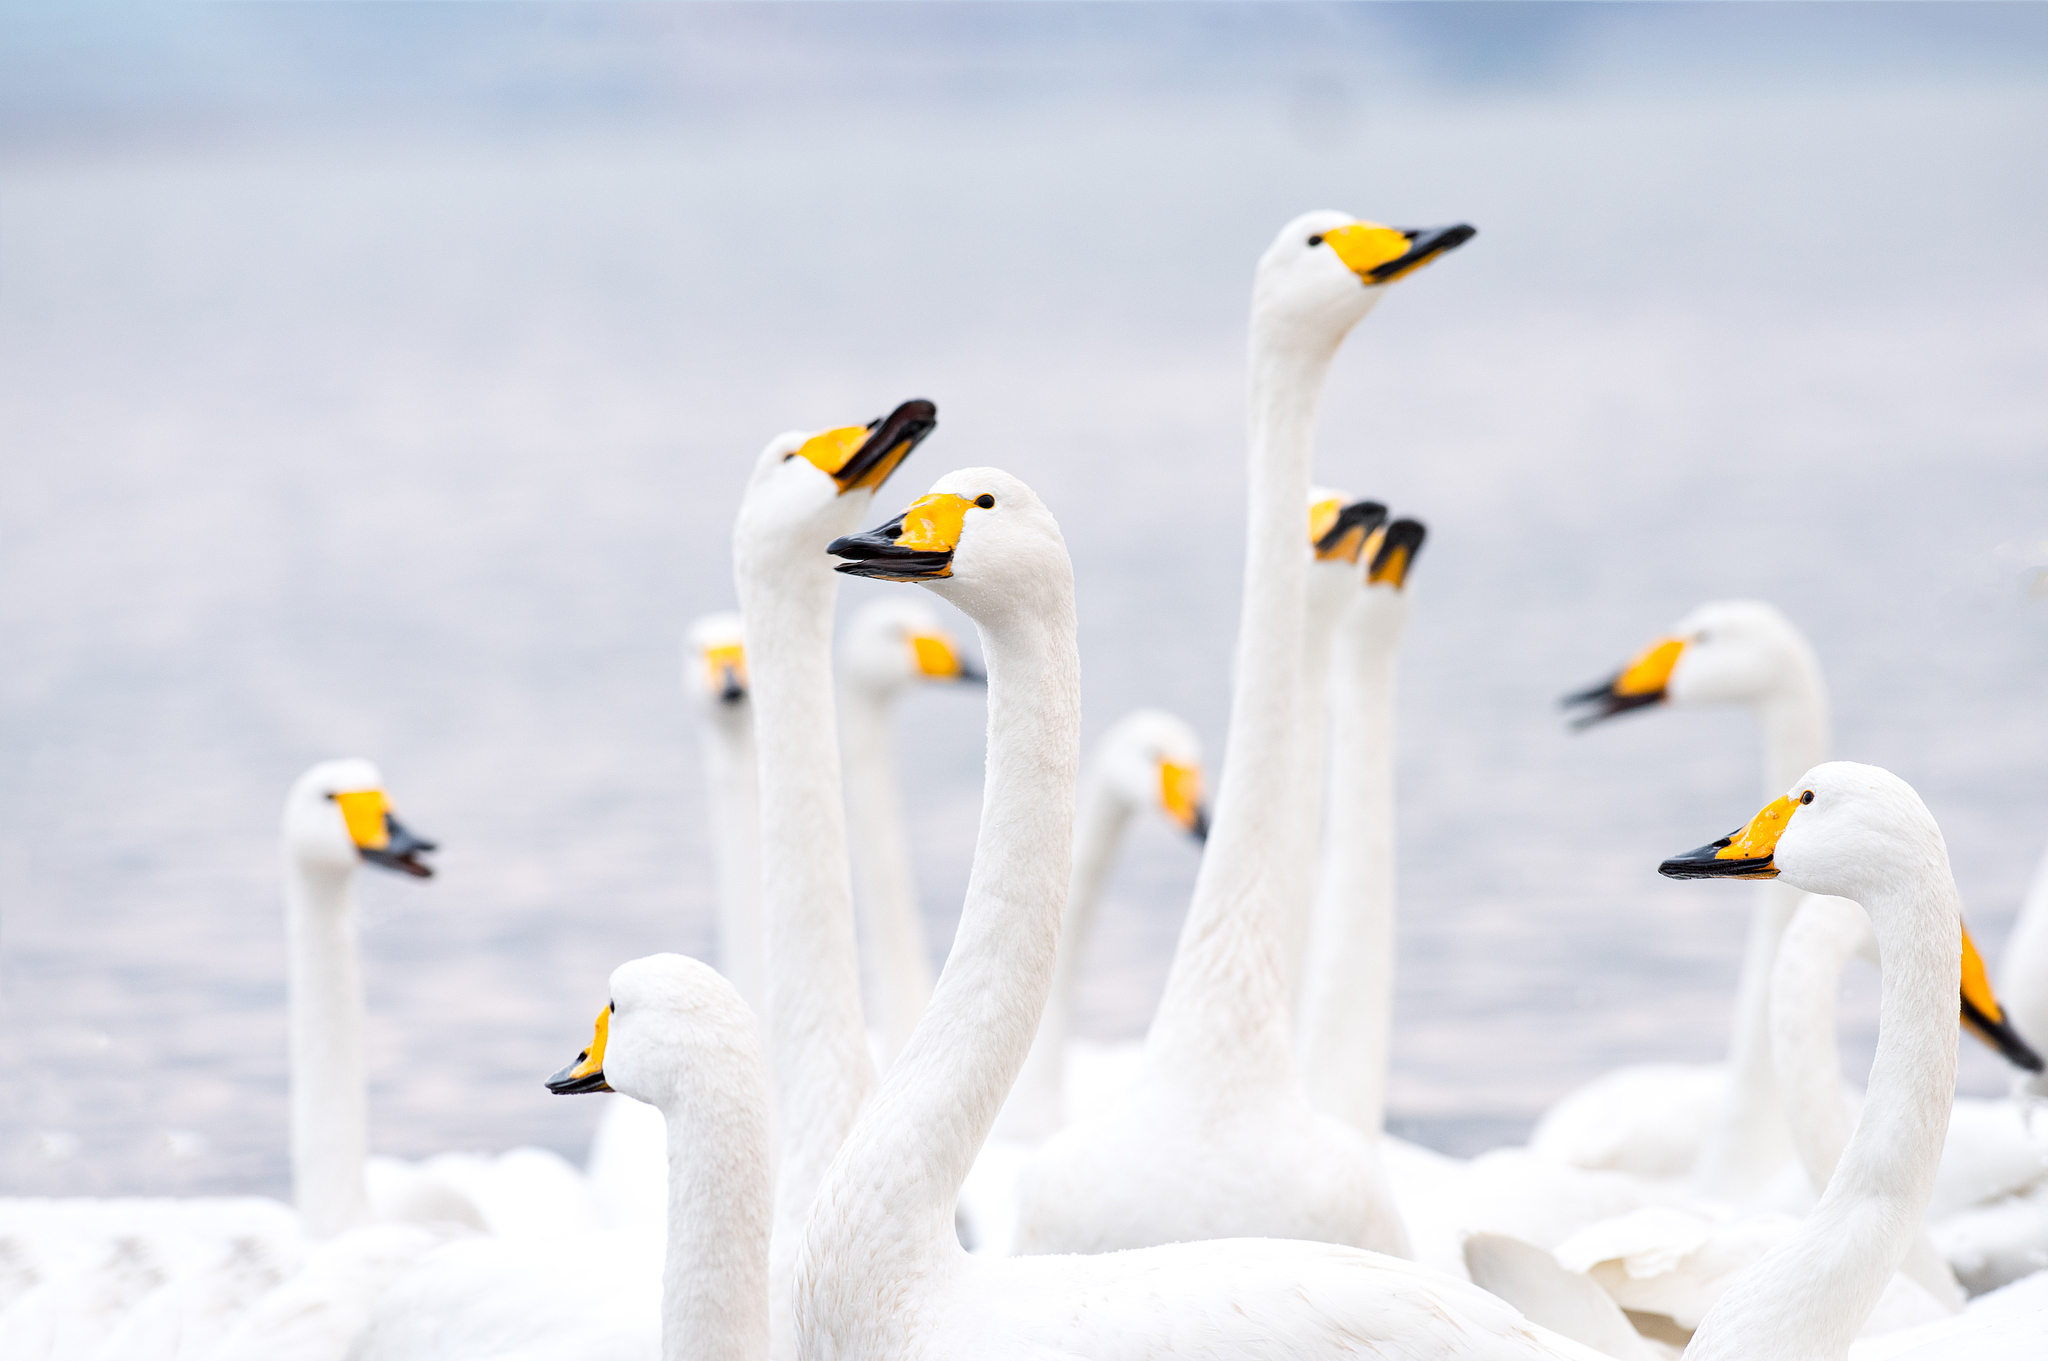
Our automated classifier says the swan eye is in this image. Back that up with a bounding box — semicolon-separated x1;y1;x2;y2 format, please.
1694;631;1710;644
608;1000;616;1013
1799;790;1814;805
1307;234;1324;247
975;494;995;509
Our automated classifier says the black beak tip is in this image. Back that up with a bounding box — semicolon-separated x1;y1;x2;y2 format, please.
720;683;746;704
1658;839;1771;881
545;1064;612;1095
825;533;860;556
957;663;987;685
1190;808;1211;844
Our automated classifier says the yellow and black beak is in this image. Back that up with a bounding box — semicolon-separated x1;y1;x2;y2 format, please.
786;399;938;497
1659;793;1800;881
331;789;437;879
1320;221;1478;285
703;641;748;705
1367;518;1426;589
1962;927;2045;1073
1160;760;1209;843
910;631;984;685
829;491;976;582
1564;636;1685;729
1311;498;1387;563
546;1004;614;1095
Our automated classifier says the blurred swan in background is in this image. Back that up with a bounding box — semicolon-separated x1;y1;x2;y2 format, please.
837;594;984;1070
1015;210;1472;1258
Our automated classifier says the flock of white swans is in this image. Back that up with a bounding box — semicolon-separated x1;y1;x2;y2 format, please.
6;210;2048;1361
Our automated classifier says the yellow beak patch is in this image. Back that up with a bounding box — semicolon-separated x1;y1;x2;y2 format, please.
896;492;976;561
567;1007;609;1082
1615;637;1685;698
1321;221;1418;281
911;632;962;679
703;642;747;694
791;425;870;480
1160;760;1204;834
1715;793;1800;871
333;790;391;851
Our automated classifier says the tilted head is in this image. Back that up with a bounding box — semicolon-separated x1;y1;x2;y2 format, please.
1366;517;1427;594
1309;490;1388;570
737;399;938;551
684;611;749;709
826;468;1073;623
546;953;764;1110
838;596;984;698
1566;600;1820;728
282;758;437;879
1094;709;1209;842
1253;210;1475;339
1660;761;2044;1074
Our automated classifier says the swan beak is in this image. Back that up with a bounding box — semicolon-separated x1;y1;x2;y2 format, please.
1323;221;1477;285
1962;927;2045;1073
911;631;982;684
1160;761;1209;843
1367;518;1427;588
1311;498;1387;564
546;1005;614;1094
702;642;748;704
1564;636;1685;729
829;491;976;582
787;399;938;496
1659;794;1799;880
332;789;437;878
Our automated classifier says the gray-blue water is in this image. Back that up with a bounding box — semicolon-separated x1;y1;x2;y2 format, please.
3;3;2046;1197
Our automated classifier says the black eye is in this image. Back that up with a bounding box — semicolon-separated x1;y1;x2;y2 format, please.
324;792;337;801
1800;790;1814;805
608;1000;616;1012
974;494;995;509
1307;234;1324;247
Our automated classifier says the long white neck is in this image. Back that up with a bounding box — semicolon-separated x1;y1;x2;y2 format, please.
839;683;936;1071
1298;586;1407;1134
1770;894;1964;1311
657;1038;774;1361
1146;319;1340;1085
995;763;1133;1143
806;573;1079;1315
1687;864;1959;1360
703;702;769;1054
1278;563;1356;1007
1695;661;1833;1202
1996;842;2048;1054
732;504;875;1355
284;855;370;1239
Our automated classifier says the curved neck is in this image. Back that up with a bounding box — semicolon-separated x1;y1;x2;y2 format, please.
657;1045;774;1361
1688;866;1960;1359
284;856;370;1239
702;704;768;1049
839;685;935;1070
1146;320;1341;1083
1299;590;1403;1134
997;765;1132;1143
812;580;1080;1287
732;511;875;1343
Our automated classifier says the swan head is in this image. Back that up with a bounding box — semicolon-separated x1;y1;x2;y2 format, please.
282;758;437;878
1254;210;1475;339
685;612;749;709
838;596;984;698
1660;761;2046;1074
546;953;764;1108
826;468;1072;623
1095;709;1209;842
1565;600;1819;728
738;399;938;550
1309;491;1387;568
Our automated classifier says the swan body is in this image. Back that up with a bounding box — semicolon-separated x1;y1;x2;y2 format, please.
1015;211;1472;1258
838;595;983;1070
1846;1268;2048;1360
1544;602;1830;1201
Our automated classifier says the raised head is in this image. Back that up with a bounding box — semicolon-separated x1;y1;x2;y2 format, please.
1566;600;1819;728
283;758;437;879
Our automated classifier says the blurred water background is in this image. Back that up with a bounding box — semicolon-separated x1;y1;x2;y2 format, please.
2;2;2046;1198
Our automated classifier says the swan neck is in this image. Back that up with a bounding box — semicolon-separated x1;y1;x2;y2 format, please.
1146;315;1341;1079
658;1052;774;1361
1689;865;1959;1359
815;575;1080;1278
838;685;935;1070
1299;606;1400;1133
702;705;768;1042
1757;664;1829;798
284;854;370;1239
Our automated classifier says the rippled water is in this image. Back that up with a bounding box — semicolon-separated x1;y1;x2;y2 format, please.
3;5;2046;1196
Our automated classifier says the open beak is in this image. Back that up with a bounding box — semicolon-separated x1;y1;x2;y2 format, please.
333;789;437;879
830;492;975;582
1367;518;1427;589
788;399;938;496
546;1006;614;1095
1659;793;1799;881
1311;498;1388;564
1963;926;2045;1073
1322;221;1478;285
1565;636;1685;729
